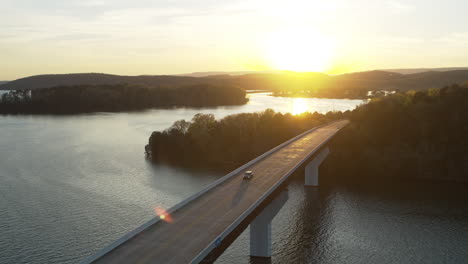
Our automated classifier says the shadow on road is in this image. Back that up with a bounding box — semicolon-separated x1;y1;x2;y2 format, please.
231;180;251;207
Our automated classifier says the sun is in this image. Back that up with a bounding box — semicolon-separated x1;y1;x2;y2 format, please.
264;28;334;72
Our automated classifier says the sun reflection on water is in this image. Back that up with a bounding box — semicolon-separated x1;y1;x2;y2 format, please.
292;98;309;115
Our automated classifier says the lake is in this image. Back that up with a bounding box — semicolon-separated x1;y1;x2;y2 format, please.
1;93;467;264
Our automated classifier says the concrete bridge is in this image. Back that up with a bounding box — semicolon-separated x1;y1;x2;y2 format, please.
81;120;349;264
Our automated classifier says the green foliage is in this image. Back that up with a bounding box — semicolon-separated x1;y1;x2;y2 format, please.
0;84;247;114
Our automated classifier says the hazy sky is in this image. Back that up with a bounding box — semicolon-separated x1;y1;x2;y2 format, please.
1;0;468;80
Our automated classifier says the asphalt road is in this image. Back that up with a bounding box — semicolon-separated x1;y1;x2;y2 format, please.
92;120;349;264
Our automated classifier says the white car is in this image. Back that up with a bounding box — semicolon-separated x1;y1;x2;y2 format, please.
243;170;253;180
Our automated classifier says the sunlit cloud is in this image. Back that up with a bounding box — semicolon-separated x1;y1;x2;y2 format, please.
1;0;468;79
436;32;468;46
78;0;108;7
386;1;414;13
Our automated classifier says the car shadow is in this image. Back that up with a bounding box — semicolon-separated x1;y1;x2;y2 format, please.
231;179;251;207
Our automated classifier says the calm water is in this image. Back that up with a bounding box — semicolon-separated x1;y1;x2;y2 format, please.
0;94;467;264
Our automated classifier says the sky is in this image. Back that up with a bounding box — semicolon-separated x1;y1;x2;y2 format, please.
1;0;468;80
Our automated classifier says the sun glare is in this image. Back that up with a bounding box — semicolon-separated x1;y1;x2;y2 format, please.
264;28;334;72
154;207;173;223
292;98;309;115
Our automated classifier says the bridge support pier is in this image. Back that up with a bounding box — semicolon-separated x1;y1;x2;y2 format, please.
305;147;330;187
250;189;288;258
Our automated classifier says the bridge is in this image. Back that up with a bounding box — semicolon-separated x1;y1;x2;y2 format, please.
82;120;349;264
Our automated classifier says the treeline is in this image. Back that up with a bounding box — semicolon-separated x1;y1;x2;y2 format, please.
0;84;247;114
146;109;345;169
4;70;468;97
323;83;468;182
147;84;468;182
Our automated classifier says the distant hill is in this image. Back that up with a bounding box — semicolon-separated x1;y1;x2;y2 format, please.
223;70;468;92
0;71;325;91
0;81;8;86
0;73;206;91
176;71;254;77
384;67;468;74
175;70;284;77
172;68;468;77
333;70;468;89
2;70;468;98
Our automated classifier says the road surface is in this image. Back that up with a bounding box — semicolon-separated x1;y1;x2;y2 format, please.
91;120;349;264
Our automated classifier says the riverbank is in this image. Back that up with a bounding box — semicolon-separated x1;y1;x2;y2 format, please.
271;90;368;100
148;84;468;182
0;94;363;264
0;84;248;114
1;91;467;263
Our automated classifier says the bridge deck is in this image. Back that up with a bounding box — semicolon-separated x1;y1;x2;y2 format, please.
91;120;349;264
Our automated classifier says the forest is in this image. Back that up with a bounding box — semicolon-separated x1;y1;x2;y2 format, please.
147;84;468;182
146;109;344;168
4;70;468;99
0;84;247;114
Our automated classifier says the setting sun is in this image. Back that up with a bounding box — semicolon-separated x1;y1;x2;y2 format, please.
264;28;334;72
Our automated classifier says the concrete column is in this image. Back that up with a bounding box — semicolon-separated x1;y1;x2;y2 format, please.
305;147;330;186
250;189;288;258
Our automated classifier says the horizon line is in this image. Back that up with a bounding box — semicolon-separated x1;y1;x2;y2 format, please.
3;66;468;82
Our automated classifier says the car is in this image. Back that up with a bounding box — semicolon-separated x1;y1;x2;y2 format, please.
243;170;254;180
